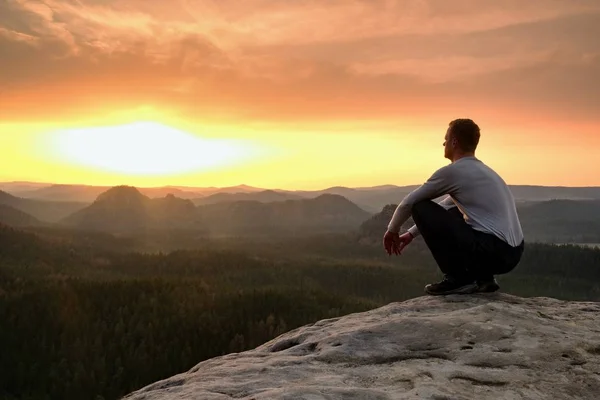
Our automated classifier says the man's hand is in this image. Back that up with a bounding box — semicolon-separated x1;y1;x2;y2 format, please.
383;230;414;256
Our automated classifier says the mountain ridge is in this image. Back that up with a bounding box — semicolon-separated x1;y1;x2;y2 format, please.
6;182;600;213
61;186;201;233
193;189;303;206
359;199;600;245
0;203;44;227
0;190;88;222
59;187;372;234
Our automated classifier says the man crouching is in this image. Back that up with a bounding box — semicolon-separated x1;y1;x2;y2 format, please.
383;118;525;295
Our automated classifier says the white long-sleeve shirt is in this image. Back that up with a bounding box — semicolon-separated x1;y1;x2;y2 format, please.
388;156;524;247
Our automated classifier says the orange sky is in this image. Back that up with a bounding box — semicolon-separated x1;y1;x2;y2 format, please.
1;0;599;190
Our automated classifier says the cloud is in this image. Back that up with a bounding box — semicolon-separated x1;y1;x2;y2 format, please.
179;0;600;46
0;26;38;44
0;0;599;124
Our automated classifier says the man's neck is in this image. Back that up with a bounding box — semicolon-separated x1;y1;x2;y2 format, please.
452;152;475;162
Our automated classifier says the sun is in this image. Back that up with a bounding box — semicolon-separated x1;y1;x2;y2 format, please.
45;122;262;175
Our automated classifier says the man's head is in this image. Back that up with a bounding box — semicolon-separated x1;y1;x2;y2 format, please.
443;118;480;161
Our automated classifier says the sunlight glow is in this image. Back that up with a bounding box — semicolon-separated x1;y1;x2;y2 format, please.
46;122;262;175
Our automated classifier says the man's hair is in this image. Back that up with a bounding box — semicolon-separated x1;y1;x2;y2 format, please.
448;119;480;153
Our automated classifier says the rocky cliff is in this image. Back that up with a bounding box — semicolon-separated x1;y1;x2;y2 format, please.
123;293;600;400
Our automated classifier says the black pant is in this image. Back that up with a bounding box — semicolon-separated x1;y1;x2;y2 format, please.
411;200;525;281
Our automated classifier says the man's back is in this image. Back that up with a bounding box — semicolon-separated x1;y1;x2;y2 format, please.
446;156;524;247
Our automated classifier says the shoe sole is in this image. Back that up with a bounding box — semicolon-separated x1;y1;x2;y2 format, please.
476;283;500;293
425;283;479;296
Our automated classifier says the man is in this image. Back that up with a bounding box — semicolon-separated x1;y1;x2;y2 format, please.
383;119;525;295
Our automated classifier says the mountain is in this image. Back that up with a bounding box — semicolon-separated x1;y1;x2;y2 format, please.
193;190;303;206
288;186;421;213
518;199;600;221
221;184;264;193
181;184;266;197
0;181;50;193
12;184;203;202
358;199;600;244
0;204;43;227
149;194;199;229
358;203;418;244
10;183;402;210
123;294;600;400
354;184;400;191
139;188;202;199
290;185;600;213
59;187;371;235
509;185;600;202
0;190;88;222
517;199;600;243
13;184;111;202
60;186;200;233
343;186;418;212
198;194;372;234
339;184;600;213
6;181;600;209
61;186;150;232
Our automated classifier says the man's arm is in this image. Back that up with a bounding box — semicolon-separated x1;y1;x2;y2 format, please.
387;166;457;233
406;195;456;238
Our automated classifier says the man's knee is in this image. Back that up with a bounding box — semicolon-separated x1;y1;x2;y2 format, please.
411;200;434;217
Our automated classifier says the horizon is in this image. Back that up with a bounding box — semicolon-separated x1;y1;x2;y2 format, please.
1;1;599;188
2;179;600;193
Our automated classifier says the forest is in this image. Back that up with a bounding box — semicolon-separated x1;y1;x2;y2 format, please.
1;223;599;400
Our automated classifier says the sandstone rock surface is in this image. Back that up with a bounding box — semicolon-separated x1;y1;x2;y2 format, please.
123;293;600;400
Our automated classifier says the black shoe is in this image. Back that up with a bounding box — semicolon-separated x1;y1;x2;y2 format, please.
424;275;478;295
476;278;500;293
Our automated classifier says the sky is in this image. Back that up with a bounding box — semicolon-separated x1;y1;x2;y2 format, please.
1;0;599;190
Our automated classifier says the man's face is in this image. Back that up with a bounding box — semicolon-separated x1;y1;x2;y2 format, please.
443;128;453;160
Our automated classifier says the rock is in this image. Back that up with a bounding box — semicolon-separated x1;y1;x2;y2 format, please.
123;294;600;400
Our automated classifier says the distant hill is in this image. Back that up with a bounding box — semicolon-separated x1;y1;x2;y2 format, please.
0;190;88;223
509;186;600;202
358;204;418;244
6;181;600;209
60;186;200;233
61;186;151;232
0;204;43;227
517;199;600;243
59;188;371;235
148;194;199;228
139;188;202;199
0;181;50;193
358;199;600;245
217;184;264;193
13;184;203;202
167;184;264;197
193;190;303;206
287;186;431;213
309;185;600;213
198;194;372;234
13;184;111;202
